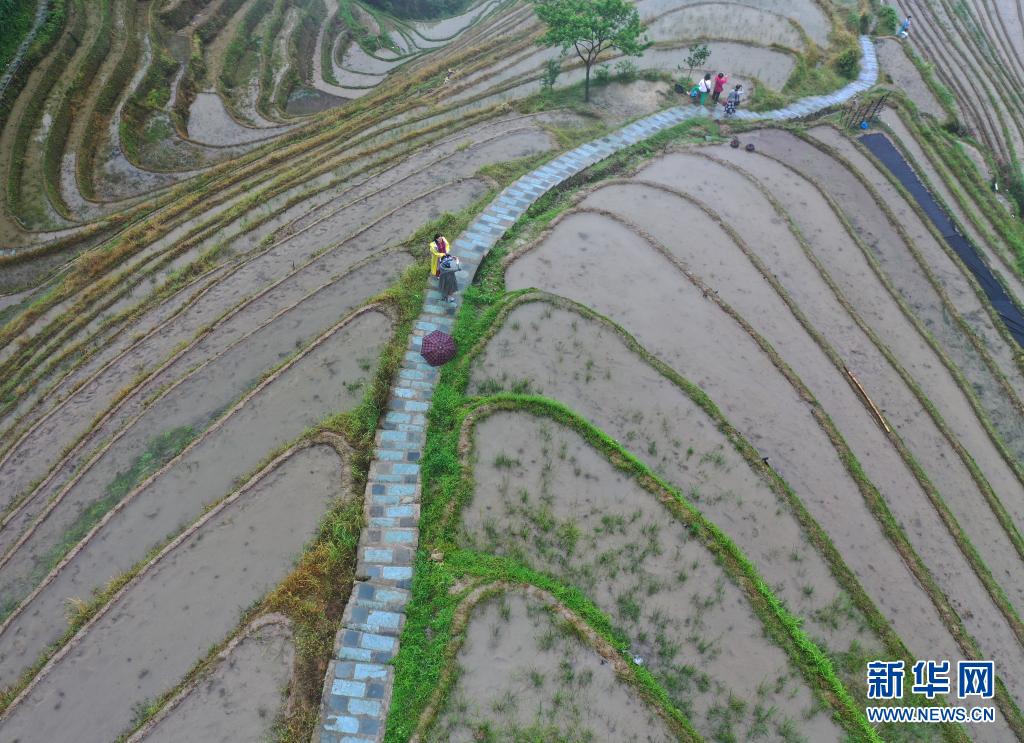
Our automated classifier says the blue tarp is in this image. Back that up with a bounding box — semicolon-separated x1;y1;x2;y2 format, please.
859;132;1024;348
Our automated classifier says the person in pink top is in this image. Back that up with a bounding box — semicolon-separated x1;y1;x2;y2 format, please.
712;72;729;104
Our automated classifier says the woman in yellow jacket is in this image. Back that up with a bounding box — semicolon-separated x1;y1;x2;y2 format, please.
430;233;449;276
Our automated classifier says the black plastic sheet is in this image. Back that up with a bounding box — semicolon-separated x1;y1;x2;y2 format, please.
859;132;1024;347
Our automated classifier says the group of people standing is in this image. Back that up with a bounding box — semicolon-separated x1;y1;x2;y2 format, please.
693;72;743;116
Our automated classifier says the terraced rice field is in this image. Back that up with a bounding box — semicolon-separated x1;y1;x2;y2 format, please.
3;0;1024;741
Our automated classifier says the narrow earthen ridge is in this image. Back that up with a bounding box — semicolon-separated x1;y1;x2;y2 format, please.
0;0;50;100
315;35;879;743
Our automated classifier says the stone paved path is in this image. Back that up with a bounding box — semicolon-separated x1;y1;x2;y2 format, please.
317;35;878;743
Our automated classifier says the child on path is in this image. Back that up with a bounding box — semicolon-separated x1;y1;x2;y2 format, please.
725;84;743;117
698;73;713;105
712;72;728;104
429;233;449;276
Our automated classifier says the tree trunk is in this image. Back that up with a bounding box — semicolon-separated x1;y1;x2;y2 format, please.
584;62;591;102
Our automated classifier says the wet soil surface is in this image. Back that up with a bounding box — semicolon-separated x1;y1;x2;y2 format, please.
188;92;292;146
464;412;841;741
504;163;1017;735
0;445;340;742
878;109;1024;355
0;115;554;487
0;310;391;684
636;0;830;47
808;125;1024;410
0;253;409;569
581;164;1024;709
503;211;995;711
646;3;805;50
427;592;676;743
470;301;881;659
759;129;1024;526
133;617;294;743
876;39;947;118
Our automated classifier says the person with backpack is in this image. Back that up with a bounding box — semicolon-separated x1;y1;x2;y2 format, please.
712;72;729;104
429;233;449;277
698;73;713;105
725;84;743;117
438;253;462;303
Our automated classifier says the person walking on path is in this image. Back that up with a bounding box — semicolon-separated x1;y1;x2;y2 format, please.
898;15;911;38
725;84;743;117
437;253;461;303
429;233;449;277
698;73;713;105
712;72;728;104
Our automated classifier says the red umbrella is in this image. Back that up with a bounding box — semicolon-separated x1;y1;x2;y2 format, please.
420;330;457;366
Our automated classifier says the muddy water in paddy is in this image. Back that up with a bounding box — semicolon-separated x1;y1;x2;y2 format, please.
0;114;555;464
281;177;487;258
281;127;550;237
133;618;294;743
504;215;999;713
410;0;504;41
470;302;882;658
0;175;476;508
427;593;676;743
878;108;1024;345
0;310;392;684
994;0;1024;62
341;40;402;76
583;169;1024;705
808;124;1024;410
0;265;229;455
188;92;290;146
710;141;1024;514
0;445;340;743
0;262;229;430
876;39;947;118
645;3;805;50
753;130;1024;519
634;0;831;46
465;413;841;741
627;154;1024;594
0;253;410;560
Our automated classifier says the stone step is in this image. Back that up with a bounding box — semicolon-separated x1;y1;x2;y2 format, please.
356;542;415;586
321;657;392;741
334;624;401;664
367;502;420;529
374;427;426;451
359;526;419;549
366;480;421;506
346;581;410;613
342;596;407;636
